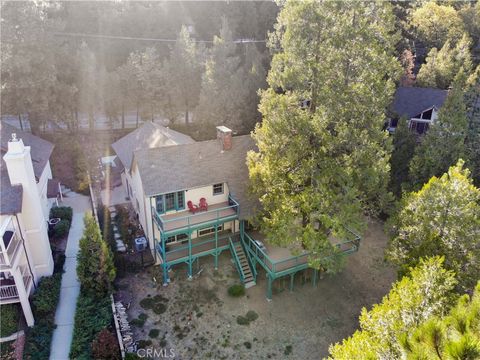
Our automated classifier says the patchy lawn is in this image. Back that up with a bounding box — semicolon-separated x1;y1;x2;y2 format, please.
116;219;395;359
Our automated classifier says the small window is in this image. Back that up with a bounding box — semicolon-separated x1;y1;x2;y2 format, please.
177;191;185;210
166;233;188;244
156;196;164;213
165;193;175;211
213;183;224;195
198;225;223;237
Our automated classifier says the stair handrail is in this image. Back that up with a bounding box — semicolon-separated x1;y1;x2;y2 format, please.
229;237;245;283
241;238;257;279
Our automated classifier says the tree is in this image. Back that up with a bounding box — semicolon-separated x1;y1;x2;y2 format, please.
464;66;480;185
77;214;116;296
328;257;457;359
247;0;400;271
416;33;473;89
163;26;202;124
399;282;480;359
409;1;464;50
77;42;99;132
389;116;417;197
388;161;480;293
409;74;469;187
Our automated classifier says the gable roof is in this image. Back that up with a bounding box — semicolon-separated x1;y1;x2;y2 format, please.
134;135;257;219
1;122;54;215
392;86;448;119
111;122;195;171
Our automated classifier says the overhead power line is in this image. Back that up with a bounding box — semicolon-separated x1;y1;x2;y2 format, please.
52;32;267;44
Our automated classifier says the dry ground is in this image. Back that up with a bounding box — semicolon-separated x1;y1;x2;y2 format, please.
116;219;395;359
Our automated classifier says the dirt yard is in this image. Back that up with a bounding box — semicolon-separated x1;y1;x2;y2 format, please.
116;219;395;359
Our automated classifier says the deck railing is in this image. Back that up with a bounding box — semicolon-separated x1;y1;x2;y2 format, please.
0;218;22;267
0;285;19;300
153;195;240;232
229;238;245;283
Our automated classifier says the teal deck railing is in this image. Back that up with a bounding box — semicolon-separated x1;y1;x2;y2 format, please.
244;228;361;277
156;232;234;265
153;195;240;233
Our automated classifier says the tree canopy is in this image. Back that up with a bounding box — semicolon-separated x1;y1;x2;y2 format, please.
247;0;401;271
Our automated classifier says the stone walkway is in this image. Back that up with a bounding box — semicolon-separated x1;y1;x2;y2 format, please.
49;193;90;360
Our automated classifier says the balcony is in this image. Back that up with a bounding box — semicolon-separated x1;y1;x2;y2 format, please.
154;195;239;234
0;266;33;303
0;217;22;268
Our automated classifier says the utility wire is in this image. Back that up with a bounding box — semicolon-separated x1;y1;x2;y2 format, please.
52;31;267;44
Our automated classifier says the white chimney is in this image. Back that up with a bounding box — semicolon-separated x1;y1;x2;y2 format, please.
216;126;233;151
3;133;54;278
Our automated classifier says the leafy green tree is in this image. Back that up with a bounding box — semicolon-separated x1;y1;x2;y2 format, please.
388;161;480;292
328;257;457;359
247;0;400;271
409;74;469;187
389;116;417;197
77;42;99;132
400;282;480;359
465;66;480;185
416;33;473;89
409;1;464;49
77;213;116;296
163;26;203;124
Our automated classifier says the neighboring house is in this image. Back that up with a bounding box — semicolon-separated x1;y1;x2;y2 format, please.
1;123;57;326
111;121;195;213
387;86;449;135
123;125;361;299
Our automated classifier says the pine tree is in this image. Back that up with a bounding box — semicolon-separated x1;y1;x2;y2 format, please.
77;214;116;296
388;161;480;292
328;257;457;359
464;66;480;185
409;73;469;188
247;0;400;271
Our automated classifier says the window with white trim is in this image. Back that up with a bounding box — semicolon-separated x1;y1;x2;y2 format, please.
213;183;224;195
198;225;223;237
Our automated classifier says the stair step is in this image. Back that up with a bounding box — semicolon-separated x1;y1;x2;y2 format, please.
244;281;256;289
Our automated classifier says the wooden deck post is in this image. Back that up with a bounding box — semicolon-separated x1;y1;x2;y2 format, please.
214;224;218;270
266;274;273;301
187;231;193;279
289;273;294;292
161;233;169;286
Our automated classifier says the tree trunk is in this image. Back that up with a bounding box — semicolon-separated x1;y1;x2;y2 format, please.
18;114;23;131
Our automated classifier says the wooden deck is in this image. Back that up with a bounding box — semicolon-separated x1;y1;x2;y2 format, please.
159;201;237;232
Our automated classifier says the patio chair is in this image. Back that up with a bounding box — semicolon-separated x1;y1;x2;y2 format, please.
187;200;199;213
199;197;208;211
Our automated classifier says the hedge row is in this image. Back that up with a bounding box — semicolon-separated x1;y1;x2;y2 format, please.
69;293;112;360
0;304;19;337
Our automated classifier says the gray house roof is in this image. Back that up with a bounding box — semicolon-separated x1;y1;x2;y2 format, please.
134;135;257;219
392;87;448;119
112;122;195;171
1;122;54;215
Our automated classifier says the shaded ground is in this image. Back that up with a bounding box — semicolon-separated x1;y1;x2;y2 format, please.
116;219;395;359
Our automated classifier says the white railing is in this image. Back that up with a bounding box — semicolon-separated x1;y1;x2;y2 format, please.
0;217;22;267
0;284;19;300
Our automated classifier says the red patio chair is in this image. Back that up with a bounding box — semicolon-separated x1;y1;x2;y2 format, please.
187;200;199;213
199;197;208;211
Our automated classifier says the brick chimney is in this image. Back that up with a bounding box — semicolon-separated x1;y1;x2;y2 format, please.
216;126;233;151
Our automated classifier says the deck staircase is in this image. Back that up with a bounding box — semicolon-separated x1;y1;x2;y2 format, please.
229;239;256;289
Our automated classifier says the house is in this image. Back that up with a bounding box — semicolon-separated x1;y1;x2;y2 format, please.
1;123;57;326
122;125;361;299
111;121;194;213
387;86;449;135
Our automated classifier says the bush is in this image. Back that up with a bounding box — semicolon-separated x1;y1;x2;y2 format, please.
70;293;112;360
148;329;160;338
50;206;73;222
53;219;70;239
97;204;116;253
125;353;141;360
137;340;152;349
245;310;258;322
53;252;66;274
32;274;62;316
91;328;120;360
139;295;168;314
236;316;249;326
0;304;19;337
228;284;245;297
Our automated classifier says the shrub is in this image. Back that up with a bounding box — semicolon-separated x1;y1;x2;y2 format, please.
244;341;252;349
97;204;116;253
228;284;245;297
245;310;258;322
236;316;249;326
130;318;146;328
53;219;70;239
23;318;55;359
139;295;167;314
70;292;112;359
0;304;19;337
137;340;152;349
148;329;160;338
32;274;62;316
53;252;66;274
50;206;73;222
284;345;293;356
91;328;120;360
125;353;141;360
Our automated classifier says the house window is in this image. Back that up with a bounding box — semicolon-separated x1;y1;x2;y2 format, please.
198;225;223;237
166;233;188;244
155;191;185;214
213;183;223;195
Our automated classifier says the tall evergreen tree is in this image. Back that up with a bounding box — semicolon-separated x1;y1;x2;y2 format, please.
328;257;457;359
77;214;116;296
388;160;480;292
247;0;400;271
409;73;469;188
464;66;480;185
